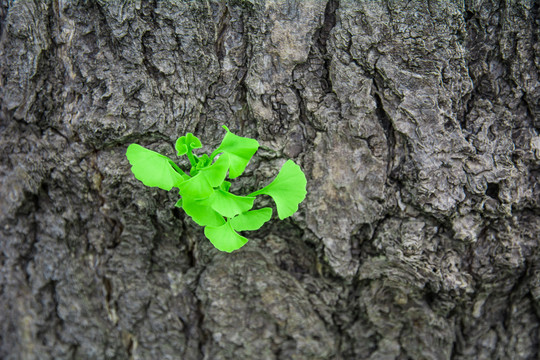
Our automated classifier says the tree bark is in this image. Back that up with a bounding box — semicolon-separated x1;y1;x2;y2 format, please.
1;0;539;359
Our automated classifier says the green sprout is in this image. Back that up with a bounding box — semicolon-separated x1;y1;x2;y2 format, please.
126;125;307;252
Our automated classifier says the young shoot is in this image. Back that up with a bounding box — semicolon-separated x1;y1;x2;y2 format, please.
126;126;307;252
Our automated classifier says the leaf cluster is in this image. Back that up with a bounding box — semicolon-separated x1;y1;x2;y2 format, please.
126;126;307;252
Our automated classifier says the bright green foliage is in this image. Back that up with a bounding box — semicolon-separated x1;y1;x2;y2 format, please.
250;160;307;219
230;208;273;231
126;125;307;252
175;133;201;156
209;190;255;218
176;133;202;167
178;154;229;199
204;220;248;253
210;125;259;178
179;196;225;227
126;144;187;191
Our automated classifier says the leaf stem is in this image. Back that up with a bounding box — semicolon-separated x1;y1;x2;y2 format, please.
186;149;197;167
210;150;219;161
170;162;190;178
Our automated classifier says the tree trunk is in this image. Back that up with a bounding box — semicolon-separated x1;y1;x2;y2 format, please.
1;1;539;359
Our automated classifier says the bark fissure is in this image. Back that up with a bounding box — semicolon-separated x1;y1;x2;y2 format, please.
317;0;339;95
215;5;230;64
0;0;9;39
373;90;396;177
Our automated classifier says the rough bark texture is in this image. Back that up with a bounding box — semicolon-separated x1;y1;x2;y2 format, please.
1;0;539;359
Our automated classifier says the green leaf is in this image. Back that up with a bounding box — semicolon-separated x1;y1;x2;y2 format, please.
211;125;259;178
178;155;229;199
202;154;229;187
209;190;255;218
181;196;225;227
204;220;248;252
231;208;272;231
192;154;211;175
178;173;213;199
250;160;307;219
220;181;231;192
126;144;186;191
175;133;202;156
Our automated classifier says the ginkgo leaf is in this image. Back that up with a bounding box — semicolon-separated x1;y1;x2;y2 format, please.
202;154;229;187
126;127;308;254
178;155;229;199
175;133;202;156
220;181;231;192
178;173;213;199
231;208;272;231
126;144;186;191
204;220;248;252
192;154;211;175
210;125;259;178
250;160;307;219
181;196;225;227
209;190;255;218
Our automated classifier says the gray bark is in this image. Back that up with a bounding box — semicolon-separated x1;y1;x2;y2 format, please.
1;0;539;359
